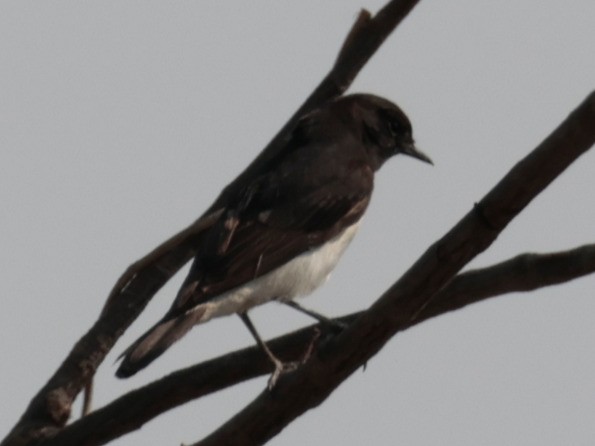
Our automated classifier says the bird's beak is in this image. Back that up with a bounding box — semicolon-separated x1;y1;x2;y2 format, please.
401;142;433;165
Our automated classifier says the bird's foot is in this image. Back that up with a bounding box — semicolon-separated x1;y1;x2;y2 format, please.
267;359;299;390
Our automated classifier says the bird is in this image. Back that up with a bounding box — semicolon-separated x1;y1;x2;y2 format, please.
116;93;432;384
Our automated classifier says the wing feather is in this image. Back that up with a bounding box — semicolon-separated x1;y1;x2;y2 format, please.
168;138;374;317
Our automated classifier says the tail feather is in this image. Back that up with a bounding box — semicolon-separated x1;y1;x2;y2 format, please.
116;310;203;378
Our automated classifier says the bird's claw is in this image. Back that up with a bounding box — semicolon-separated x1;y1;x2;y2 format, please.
267;360;299;390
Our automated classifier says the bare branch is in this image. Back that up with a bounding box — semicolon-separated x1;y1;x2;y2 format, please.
0;211;222;446
41;243;595;446
190;92;595;446
416;243;595;322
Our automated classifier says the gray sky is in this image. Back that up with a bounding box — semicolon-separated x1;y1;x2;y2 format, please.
2;1;595;445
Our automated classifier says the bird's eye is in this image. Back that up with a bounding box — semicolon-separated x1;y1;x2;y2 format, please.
388;121;402;136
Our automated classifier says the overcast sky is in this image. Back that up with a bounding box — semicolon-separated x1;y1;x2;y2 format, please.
2;1;595;445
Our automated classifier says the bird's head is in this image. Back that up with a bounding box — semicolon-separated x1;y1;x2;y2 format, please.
337;94;433;170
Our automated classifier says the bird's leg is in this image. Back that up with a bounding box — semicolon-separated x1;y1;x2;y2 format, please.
282;301;348;332
301;327;321;364
239;312;298;389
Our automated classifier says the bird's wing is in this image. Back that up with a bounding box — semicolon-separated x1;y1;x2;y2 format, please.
168;159;373;316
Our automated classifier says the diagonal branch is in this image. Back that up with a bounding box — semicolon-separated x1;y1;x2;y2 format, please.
1;1;422;445
41;242;595;446
191;91;595;446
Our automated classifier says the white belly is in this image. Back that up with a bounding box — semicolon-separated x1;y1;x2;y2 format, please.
189;222;361;322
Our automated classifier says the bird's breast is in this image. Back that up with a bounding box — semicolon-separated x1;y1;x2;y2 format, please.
195;221;361;321
275;220;362;299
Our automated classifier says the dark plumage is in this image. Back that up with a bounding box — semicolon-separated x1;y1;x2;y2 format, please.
116;94;431;379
